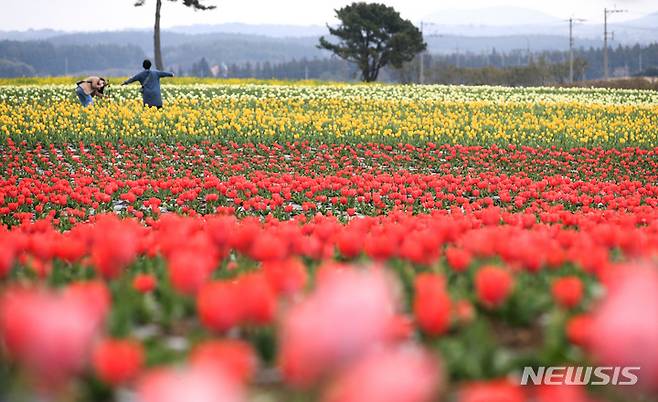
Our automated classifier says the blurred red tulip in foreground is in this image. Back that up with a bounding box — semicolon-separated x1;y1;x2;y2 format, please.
137;364;245;402
0;287;105;386
323;346;441;402
279;268;399;387
589;264;658;392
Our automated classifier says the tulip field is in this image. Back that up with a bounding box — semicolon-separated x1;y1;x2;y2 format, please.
1;81;658;402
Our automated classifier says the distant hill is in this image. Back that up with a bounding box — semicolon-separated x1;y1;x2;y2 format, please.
0;29;64;41
42;31;326;67
420;8;658;44
423;7;562;26
169;23;327;37
0;29;606;60
622;11;658;27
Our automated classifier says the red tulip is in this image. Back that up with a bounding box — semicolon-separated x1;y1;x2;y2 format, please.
133;273;157;293
93;338;144;385
337;230;364;258
237;272;277;325
90;215;139;279
0;235;16;278
565;315;592;350
413;273;452;336
190;339;257;383
551;276;584;309
168;250;216;295
475;266;514;308
445;247;472;273
262;257;308;295
250;233;288;261
197;281;242;333
454;299;476;325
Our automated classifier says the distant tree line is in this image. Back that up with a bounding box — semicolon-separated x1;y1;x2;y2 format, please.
417;43;658;80
0;58;35;77
1;38;656;85
158;43;658;85
176;56;583;86
393;57;588;86
179;57;358;81
0;40;144;77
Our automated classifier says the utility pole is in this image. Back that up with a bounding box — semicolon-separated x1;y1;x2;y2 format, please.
418;21;440;84
525;37;532;65
419;21;424;84
569;19;573;82
567;17;586;83
604;7;627;80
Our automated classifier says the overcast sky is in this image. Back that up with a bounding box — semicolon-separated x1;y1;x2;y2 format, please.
1;0;655;31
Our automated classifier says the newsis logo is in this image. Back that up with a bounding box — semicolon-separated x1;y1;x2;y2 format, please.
520;366;640;386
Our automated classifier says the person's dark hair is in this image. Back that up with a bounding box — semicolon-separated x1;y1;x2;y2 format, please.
143;59;152;70
98;77;108;94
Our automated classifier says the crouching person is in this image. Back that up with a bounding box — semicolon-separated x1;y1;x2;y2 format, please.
75;76;108;107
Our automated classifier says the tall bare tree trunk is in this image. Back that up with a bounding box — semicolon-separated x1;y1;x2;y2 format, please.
154;0;164;70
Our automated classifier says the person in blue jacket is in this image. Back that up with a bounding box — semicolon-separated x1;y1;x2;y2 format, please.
122;59;174;108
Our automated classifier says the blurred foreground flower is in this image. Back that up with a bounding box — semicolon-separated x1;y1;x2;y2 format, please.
0;286;106;387
532;384;591;402
589;264;658;392
278;267;399;387
322;345;441;402
458;379;525;402
137;364;245;402
190;339;258;384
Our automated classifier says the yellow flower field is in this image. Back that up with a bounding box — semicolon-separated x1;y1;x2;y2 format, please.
1;81;657;146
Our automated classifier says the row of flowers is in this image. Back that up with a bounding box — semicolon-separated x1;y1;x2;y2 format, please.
2;141;658;228
3;81;658;104
2;85;657;145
